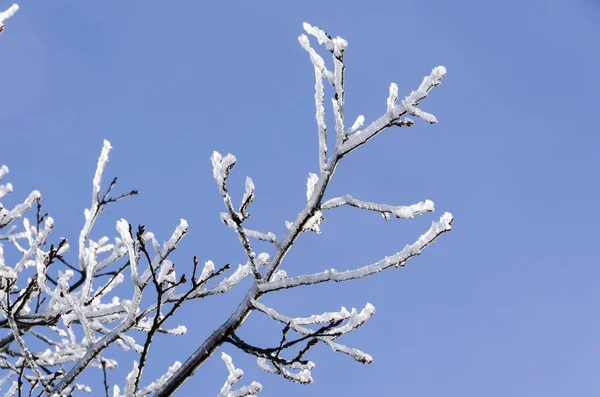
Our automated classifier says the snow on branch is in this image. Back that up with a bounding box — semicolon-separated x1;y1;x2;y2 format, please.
298;34;329;172
199;253;269;297
299;22;350;169
212;152;265;279
321;195;435;220
218;353;262;397
259;212;453;292
0;3;18;34
113;361;182;397
79;139;113;272
239;177;255;220
4;313;52;394
306;23;347;147
339;65;447;155
401;66;447;123
251;299;375;366
137;361;182;396
298;22;446;161
0;189;41;229
0;166;12;199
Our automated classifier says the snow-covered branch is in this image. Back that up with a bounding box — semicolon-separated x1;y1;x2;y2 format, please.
218;353;262;397
247;298;375;376
1;15;452;397
299;33;329;172
212;152;262;279
321;195;435;220
0;3;18;34
0;188;41;229
339;66;446;156
259;212;453;293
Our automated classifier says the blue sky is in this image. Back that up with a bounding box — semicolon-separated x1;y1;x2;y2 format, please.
1;0;599;395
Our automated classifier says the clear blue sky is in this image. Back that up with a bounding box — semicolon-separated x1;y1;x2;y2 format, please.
1;0;599;396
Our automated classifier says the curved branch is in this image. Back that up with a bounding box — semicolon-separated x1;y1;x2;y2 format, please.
321;195;435;219
259;212;453;293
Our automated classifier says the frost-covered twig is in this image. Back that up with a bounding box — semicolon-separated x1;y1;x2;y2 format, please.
241;229;277;245
0;190;41;229
137;361;181;396
79;140;112;273
252;300;375;365
0;3;18;34
225;300;376;386
302;23;348;147
4;311;52;394
218;353;262;397
212;153;262;279
339;66;446;155
321;195;435;220
259;212;453;292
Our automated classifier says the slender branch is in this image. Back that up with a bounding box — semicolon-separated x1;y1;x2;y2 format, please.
212;153;261;279
133;229;162;393
101;359;109;397
5;313;52;394
321;195;435;219
0;4;19;35
259;212;453;292
298;30;330;173
242;228;277;245
339;66;446;156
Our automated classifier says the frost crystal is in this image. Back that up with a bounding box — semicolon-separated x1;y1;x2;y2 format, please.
306;173;318;201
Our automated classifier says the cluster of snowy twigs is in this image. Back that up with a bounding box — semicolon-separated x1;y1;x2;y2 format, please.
1;6;452;396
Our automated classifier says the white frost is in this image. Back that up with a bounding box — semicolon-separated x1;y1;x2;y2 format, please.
306;173;318;201
0;4;19;27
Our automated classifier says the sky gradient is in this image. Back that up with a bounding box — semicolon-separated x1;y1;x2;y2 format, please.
1;0;599;395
